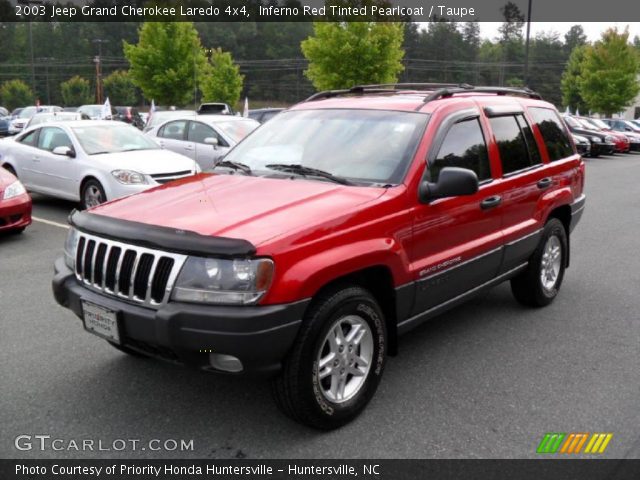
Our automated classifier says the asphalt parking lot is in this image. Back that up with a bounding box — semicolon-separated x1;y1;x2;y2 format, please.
1;153;639;460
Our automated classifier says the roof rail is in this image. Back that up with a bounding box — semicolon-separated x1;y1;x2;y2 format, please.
304;84;543;104
423;86;542;102
304;83;473;102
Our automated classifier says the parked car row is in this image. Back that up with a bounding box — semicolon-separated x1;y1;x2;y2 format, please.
562;114;640;156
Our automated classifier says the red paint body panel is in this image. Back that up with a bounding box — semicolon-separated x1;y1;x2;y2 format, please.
89;93;585;306
0;168;32;232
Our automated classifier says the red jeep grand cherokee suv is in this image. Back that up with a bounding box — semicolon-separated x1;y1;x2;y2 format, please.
53;85;586;429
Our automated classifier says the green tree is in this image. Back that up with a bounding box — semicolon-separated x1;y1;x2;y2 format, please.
200;48;244;107
103;70;138;106
0;79;34;110
301;22;404;90
579;28;640;116
124;22;208;106
60;76;92;106
564;25;587;54
561;46;587;113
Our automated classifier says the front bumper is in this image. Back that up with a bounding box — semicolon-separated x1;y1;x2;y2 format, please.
52;258;308;376
0;193;32;232
591;142;615;156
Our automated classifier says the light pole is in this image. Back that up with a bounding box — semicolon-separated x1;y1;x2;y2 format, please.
523;0;533;86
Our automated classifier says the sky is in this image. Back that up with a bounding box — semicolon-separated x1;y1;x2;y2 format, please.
478;22;640;41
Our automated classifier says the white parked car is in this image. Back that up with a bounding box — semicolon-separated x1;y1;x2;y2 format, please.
146;115;259;171
0;121;200;208
9;105;63;134
24;111;88;129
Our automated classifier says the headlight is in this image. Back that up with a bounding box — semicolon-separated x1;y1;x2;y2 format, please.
111;169;147;184
63;228;79;270
590;136;602;143
605;135;614;143
171;257;274;305
2;180;26;200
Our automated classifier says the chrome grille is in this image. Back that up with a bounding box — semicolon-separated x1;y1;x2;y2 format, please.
150;170;194;184
74;233;187;308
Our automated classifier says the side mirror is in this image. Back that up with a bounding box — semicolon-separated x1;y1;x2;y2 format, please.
204;137;218;146
419;167;478;203
52;146;75;158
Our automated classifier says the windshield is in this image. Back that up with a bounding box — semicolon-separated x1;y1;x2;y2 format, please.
79;106;103;117
578;118;598;130
72;124;159;155
215;119;259;144
590;119;609;129
223;109;428;185
19;107;37;119
624;120;640;131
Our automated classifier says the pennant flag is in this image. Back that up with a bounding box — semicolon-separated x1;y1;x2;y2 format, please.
564;106;570;115
148;99;156;124
242;97;249;118
576;108;580;117
101;97;112;120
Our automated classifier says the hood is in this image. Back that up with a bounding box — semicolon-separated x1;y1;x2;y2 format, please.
91;174;386;246
91;149;197;175
569;127;608;140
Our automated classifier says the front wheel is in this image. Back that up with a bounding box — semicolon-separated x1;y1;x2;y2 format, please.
81;179;107;209
511;218;567;307
271;285;387;430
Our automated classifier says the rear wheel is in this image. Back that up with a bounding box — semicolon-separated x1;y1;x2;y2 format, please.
81;179;106;209
271;285;387;430
511;218;567;307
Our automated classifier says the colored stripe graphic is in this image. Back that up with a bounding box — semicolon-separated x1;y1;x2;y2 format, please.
537;433;566;453
584;433;613;454
539;433;613;454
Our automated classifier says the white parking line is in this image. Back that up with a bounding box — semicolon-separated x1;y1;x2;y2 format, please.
32;216;69;230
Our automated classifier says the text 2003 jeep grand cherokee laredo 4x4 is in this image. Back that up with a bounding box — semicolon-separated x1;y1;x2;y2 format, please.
53;84;586;429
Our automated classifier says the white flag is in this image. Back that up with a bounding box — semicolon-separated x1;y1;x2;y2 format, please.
242;97;249;118
564;106;570;115
148;99;156;124
576;108;580;117
101;97;112;120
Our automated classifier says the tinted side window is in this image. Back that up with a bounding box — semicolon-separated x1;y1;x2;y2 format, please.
489;115;535;174
158;120;187;140
18;129;39;146
187;121;216;144
430;118;491;182
516;115;542;166
38;127;72;151
529;108;574;161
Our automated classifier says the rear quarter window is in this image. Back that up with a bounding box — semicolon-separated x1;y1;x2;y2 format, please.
529;107;575;161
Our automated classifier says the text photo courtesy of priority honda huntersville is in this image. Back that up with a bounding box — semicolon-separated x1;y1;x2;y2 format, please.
51;85;585;430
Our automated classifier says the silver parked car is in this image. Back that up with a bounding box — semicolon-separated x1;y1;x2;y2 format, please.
146;115;259;171
24;111;88;129
0;121;200;208
8;105;63;134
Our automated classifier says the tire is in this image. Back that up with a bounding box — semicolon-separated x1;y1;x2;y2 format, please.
511;218;568;307
107;341;149;358
271;284;387;430
81;179;107;209
10;227;25;235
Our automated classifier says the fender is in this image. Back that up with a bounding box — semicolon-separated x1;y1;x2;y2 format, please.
265;238;411;304
536;185;574;223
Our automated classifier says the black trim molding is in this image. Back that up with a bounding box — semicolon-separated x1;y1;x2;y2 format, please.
68;210;257;258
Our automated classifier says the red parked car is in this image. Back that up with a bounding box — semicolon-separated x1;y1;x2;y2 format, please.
53;84;585;429
0;166;31;234
576;117;630;153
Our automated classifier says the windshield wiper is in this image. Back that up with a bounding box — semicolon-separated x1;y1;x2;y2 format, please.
265;164;353;185
214;160;252;175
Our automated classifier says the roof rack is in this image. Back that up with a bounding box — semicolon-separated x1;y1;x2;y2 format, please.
304;83;471;102
304;83;542;105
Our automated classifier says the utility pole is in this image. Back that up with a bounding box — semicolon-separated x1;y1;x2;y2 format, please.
523;0;533;86
19;0;43;95
93;39;108;104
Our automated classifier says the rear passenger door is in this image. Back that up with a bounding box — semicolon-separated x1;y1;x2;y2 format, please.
409;110;504;316
155;120;194;159
485;108;548;273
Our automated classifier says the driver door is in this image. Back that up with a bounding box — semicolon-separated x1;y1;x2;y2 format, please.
35;126;76;197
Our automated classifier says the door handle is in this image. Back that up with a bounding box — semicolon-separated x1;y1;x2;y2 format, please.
537;177;552;189
32;156;40;162
480;195;502;210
